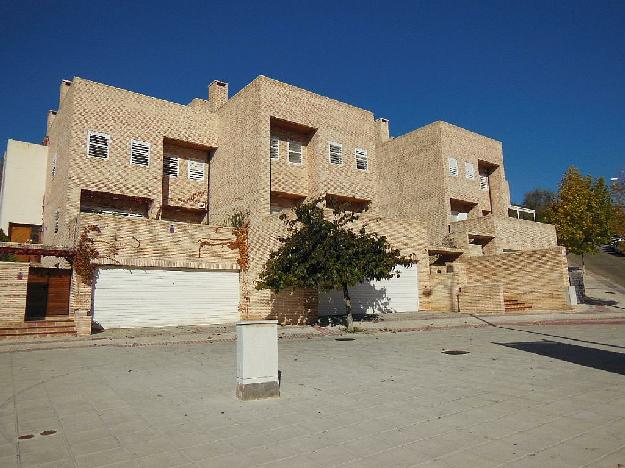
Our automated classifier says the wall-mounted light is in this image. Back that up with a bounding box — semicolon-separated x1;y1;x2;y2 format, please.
17;271;24;280
169;224;175;234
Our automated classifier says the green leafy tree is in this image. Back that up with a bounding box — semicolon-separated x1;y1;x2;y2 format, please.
0;229;17;262
522;188;556;222
610;172;625;240
545;167;614;265
256;198;413;331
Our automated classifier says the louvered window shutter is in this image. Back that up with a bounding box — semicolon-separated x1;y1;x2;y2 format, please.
130;140;150;166
355;148;368;170
88;131;110;159
270;136;279;160
329;143;342;165
465;162;475;180
163;155;179;176
288;141;303;164
448;158;458;176
188;160;205;181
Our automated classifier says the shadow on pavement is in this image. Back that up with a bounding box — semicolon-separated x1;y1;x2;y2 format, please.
494;340;625;375
582;295;618;306
472;315;625;350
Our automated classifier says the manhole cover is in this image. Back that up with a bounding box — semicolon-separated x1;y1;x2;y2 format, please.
442;350;469;355
335;337;355;341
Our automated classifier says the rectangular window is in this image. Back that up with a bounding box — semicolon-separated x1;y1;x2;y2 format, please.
130;140;150;166
479;174;489;191
51;154;57;177
270;136;279;160
54;210;60;233
163;155;179;177
328;142;342;165
465;162;475;180
87;131;110;159
448;157;458;177
288;141;302;164
188;160;205;181
355;148;368;171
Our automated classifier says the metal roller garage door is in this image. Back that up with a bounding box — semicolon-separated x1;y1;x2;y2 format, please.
319;265;419;316
92;267;240;328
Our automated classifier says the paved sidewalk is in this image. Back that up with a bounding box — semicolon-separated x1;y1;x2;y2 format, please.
1;305;624;353
1;323;625;467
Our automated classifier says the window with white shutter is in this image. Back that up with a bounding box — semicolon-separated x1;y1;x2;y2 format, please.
448;157;458;177
355;148;368;171
479;173;489;191
270;136;279;160
188;160;205;181
163;155;179;177
465;162;475;180
87;131;110;159
51;154;57;177
328;142;342;165
288;141;302;164
130;140;150;166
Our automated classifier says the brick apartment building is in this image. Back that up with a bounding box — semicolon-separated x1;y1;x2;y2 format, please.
0;75;571;337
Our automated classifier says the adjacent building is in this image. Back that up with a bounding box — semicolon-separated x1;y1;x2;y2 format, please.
0;75;572;337
0;139;47;240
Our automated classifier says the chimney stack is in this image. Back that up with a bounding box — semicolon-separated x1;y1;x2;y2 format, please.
208;80;228;111
59;80;72;107
376;118;390;142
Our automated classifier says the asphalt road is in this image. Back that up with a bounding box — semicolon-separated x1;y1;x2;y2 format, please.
568;245;625;289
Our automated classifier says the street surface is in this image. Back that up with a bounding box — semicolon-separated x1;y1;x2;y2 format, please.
569;246;625;290
1;323;624;467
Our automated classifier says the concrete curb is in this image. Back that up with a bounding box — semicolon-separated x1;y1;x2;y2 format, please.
1;313;624;353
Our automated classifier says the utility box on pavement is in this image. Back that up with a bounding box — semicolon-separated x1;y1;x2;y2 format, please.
236;320;279;400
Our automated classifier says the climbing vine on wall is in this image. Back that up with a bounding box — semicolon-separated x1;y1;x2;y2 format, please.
73;225;101;286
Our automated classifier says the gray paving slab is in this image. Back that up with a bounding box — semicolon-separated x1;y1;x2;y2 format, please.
1;324;625;467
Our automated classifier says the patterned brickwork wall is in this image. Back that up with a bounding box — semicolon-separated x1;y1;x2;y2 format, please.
0;262;29;323
162;142;210;209
459;247;570;311
269;127;309;197
492;217;557;252
210;80;268;225
440;122;510;218
78;213;238;266
375;123;447;246
449;216;557;255
428;274;458;312
458;283;505;313
44;78;220;248
43;84;76;249
260;77;377;202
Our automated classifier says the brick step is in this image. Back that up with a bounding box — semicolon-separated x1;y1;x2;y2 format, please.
0;330;77;340
0;319;74;331
503;296;533;311
0;326;76;335
0;318;77;339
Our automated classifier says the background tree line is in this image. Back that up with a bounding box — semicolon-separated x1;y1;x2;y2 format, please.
522;166;625;260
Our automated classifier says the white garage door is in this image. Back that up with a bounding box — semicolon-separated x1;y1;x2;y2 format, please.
319;265;419;316
93;267;240;328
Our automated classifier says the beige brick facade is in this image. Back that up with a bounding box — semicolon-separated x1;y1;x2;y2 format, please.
0;74;570;332
0;262;29;322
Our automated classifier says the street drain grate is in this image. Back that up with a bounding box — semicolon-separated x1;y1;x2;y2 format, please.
335;337;356;341
442;350;469;355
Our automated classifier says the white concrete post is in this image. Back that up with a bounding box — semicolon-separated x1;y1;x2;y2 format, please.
236;320;280;400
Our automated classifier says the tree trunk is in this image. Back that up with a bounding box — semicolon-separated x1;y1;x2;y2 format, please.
342;283;353;332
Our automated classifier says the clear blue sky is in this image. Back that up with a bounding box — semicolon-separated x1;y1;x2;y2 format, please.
1;0;623;203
